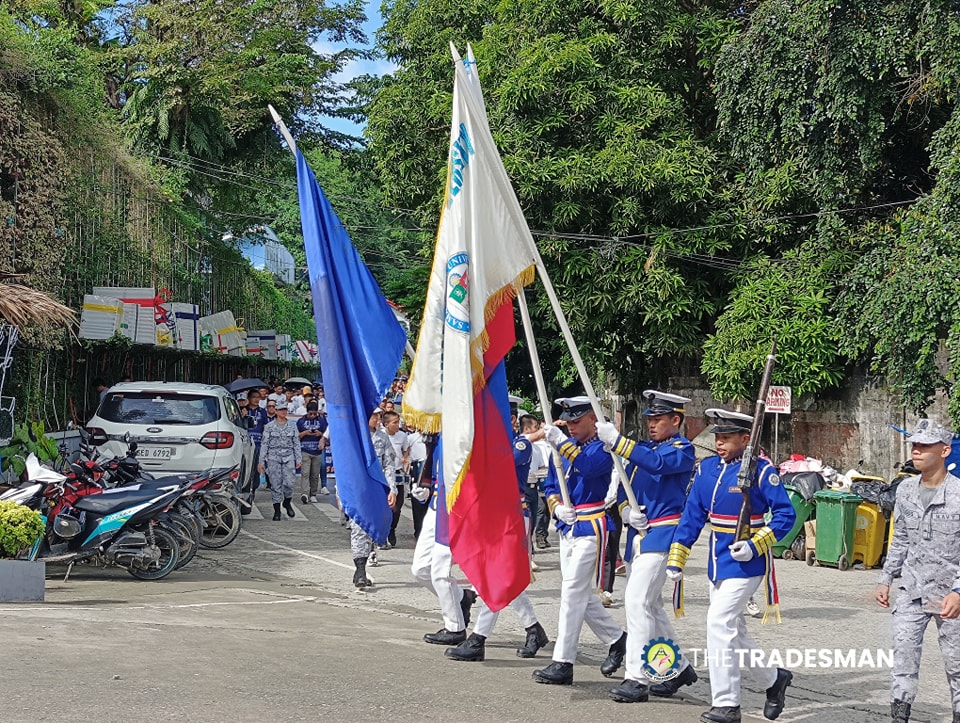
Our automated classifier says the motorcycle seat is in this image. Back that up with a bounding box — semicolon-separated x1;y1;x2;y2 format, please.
74;488;169;515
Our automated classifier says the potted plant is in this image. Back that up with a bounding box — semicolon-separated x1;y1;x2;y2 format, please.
0;500;46;602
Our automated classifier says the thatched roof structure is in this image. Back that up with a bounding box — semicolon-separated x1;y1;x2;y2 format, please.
0;273;76;330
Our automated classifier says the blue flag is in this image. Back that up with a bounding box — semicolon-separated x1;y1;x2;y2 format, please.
296;151;406;545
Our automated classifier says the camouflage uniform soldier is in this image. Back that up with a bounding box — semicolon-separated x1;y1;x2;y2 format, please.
258;400;302;521
876;419;960;723
350;407;397;588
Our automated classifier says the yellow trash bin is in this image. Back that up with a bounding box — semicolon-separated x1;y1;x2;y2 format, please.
852;501;886;569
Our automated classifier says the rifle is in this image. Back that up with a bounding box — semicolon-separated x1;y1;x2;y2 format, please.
734;339;778;541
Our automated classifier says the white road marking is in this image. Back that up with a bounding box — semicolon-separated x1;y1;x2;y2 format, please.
240;529;353;570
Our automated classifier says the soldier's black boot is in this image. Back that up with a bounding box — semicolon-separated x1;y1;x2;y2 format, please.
283;497;295;517
353;557;371;588
763;668;792;720
272;503;282;521
600;631;627;677
891;700;911;722
650;663;698;697
532;661;573;685
516;622;549;658
423;628;467;645
445;633;486;661
701;706;741;723
460;589;477;628
608;678;649;703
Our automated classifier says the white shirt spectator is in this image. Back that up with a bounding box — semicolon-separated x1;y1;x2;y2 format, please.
533;439;551;481
388;428;412;472
407;431;427;463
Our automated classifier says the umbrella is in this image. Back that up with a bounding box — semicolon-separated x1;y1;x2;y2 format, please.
284;376;312;387
226;377;268;393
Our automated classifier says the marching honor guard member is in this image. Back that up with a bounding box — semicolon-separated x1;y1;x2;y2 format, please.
666;409;795;723
348;407;397;588
875;419;960;723
532;396;627;686
445;397;550;662
258;399;302;521
410;435;478;645
595;390;697;703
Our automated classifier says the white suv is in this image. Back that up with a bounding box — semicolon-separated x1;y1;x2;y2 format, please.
86;382;255;490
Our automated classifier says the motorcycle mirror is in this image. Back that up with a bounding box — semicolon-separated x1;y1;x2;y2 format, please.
128;441;138;454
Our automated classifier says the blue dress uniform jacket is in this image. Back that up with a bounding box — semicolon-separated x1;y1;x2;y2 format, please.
613;432;695;559
543;435;613;537
669;456;795;581
514;432;533;512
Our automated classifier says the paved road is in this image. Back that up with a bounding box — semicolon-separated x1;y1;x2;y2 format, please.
0;490;954;722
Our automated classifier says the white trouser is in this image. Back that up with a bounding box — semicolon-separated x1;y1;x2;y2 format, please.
473;592;538;638
624;543;690;682
411;504;465;632
553;531;623;664
707;576;779;706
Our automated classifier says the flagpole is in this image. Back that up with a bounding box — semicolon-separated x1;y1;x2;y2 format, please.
516;286;572;508
530;258;641;511
269;104;416;365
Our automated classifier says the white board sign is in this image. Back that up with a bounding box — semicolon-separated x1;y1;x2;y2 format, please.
766;385;792;414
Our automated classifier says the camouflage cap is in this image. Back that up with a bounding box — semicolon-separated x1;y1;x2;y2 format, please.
907;418;953;446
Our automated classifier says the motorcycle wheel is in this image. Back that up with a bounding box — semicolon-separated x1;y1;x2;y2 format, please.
173;503;204;541
166;515;200;569
198;495;242;549
128;526;180;580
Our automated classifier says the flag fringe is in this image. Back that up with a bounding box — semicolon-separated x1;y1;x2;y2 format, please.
467;265;536;394
447;449;473;511
399;408;442;434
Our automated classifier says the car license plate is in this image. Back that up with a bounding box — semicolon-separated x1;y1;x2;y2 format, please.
137;446;173;459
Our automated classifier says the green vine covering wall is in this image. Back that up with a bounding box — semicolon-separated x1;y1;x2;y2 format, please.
0;20;317;428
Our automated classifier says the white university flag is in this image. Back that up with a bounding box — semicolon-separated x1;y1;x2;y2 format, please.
403;43;539;496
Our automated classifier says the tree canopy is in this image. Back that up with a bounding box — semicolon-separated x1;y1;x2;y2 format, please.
367;0;960;419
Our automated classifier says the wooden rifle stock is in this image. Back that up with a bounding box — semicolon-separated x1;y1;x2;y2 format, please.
734;339;777;541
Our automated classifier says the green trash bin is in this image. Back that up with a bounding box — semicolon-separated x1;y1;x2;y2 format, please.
812;490;861;570
772;485;815;560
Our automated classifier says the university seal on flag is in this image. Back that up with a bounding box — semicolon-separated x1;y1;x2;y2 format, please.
444;252;470;334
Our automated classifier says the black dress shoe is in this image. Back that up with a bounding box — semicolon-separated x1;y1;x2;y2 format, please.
460;589;477;628
445;633;486;661
532;661;573;685
600;631;627;677
700;706;741;723
516;622;549;658
608;678;649;703
423;628;467;645
649;663;698;697
763;668;792;720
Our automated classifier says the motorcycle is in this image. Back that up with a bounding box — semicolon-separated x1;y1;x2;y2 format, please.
1;455;182;580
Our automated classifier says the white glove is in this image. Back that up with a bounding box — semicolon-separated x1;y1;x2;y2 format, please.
554;504;577;525
410;485;430;502
543;424;566;447
621;506;649;532
595;421;620;448
729;540;755;562
666;566;683;581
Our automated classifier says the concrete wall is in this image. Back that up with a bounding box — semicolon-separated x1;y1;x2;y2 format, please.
606;370;950;481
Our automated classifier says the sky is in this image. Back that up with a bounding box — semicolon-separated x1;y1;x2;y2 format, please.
316;0;395;139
